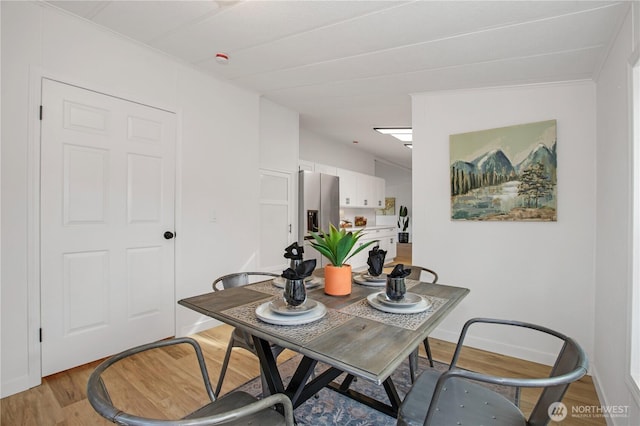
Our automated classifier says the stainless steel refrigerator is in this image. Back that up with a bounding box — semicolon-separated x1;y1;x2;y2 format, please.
298;171;340;266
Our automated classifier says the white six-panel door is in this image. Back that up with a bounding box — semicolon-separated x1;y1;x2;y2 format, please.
40;79;176;375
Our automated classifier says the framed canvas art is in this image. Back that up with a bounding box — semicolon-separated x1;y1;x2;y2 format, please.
376;197;396;216
450;120;557;221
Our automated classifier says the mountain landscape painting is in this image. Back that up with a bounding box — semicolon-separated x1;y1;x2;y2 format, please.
450;119;557;221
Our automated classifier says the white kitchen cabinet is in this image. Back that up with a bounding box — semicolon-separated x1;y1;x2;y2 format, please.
348;227;396;272
373;177;386;209
302;162;386;209
297;160;337;176
337;168;385;208
315;163;338;176
366;227;396;261
380;229;397;260
299;160;315;172
356;173;374;207
337;168;358;207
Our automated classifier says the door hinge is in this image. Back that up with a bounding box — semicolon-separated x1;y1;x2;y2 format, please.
39;105;43;120
39;328;43;342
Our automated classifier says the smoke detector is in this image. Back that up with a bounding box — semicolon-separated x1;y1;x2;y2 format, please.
215;53;229;64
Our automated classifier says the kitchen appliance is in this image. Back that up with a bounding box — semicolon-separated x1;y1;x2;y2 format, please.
298;171;340;266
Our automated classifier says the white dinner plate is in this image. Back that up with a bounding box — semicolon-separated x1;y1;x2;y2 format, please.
272;276;321;289
362;273;387;282
256;301;326;325
367;292;432;314
353;274;385;287
269;299;318;316
376;292;423;307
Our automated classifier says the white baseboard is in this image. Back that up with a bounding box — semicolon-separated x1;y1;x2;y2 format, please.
178;317;221;337
430;328;558;366
589;364;615;426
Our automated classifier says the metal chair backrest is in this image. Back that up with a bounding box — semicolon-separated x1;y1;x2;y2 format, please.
438;318;588;426
213;272;279;291
87;337;294;425
405;265;439;283
528;335;588;425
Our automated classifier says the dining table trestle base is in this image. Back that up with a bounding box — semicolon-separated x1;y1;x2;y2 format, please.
326;375;402;418
178;276;469;421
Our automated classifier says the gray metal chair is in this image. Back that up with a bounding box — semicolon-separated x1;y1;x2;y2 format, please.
397;318;588;426
406;266;439;381
87;337;294;426
213;272;284;397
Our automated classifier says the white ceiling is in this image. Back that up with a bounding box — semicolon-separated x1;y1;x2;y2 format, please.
47;0;629;169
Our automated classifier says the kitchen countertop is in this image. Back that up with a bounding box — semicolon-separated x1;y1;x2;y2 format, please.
342;225;395;232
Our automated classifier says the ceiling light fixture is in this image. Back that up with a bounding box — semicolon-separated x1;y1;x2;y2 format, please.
374;127;412;142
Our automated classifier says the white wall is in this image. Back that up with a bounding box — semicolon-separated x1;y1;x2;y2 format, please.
175;66;261;335
594;5;640;423
0;1;265;396
260;97;299;173
375;161;412;233
1;1;39;397
412;82;596;366
299;127;375;175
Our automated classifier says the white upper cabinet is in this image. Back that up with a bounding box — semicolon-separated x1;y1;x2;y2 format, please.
336;168;385;208
298;161;338;176
356;173;374;207
301;161;386;209
315;163;338;176
337;168;358;207
299;160;315;172
373;177;386;209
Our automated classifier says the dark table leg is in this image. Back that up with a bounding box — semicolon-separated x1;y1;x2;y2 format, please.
285;355;317;403
252;336;402;417
252;336;285;395
251;336;343;408
339;374;356;391
326;376;402;418
382;377;402;412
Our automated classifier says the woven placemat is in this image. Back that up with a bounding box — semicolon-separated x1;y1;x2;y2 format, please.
222;296;352;344
338;295;448;331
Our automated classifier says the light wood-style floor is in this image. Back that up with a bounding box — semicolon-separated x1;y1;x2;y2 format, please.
2;249;603;425
1;324;603;425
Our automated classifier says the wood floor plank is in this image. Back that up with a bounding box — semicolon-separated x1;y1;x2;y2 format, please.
1;324;604;425
1;378;65;425
60;398;112;426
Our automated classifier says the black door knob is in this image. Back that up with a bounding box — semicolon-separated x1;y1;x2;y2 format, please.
164;231;175;240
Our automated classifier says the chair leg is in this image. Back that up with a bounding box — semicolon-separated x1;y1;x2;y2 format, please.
215;336;235;397
259;367;270;398
424;337;434;368
408;349;419;383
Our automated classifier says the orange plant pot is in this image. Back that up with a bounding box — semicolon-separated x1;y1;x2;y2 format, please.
324;264;352;296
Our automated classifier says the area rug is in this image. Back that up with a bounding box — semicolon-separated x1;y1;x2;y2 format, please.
235;355;519;425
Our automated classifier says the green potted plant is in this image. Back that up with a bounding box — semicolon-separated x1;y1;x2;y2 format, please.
310;223;378;296
398;205;409;243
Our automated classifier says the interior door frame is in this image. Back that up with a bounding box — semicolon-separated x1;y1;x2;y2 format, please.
257;168;297;272
26;68;179;387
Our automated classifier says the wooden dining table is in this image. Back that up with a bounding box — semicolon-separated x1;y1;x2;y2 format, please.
178;275;469;417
